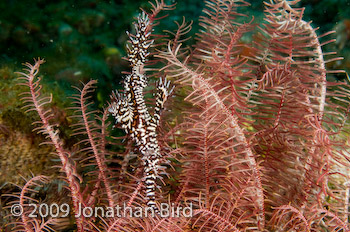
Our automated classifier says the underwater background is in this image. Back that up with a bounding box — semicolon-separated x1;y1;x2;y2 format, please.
0;0;349;102
1;0;349;93
0;0;350;229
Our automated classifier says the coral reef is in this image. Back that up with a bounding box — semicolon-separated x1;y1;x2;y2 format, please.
0;129;54;185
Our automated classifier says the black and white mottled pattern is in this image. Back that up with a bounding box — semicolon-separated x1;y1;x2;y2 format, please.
109;12;173;212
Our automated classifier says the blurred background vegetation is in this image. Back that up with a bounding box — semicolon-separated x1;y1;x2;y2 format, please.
0;0;349;103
